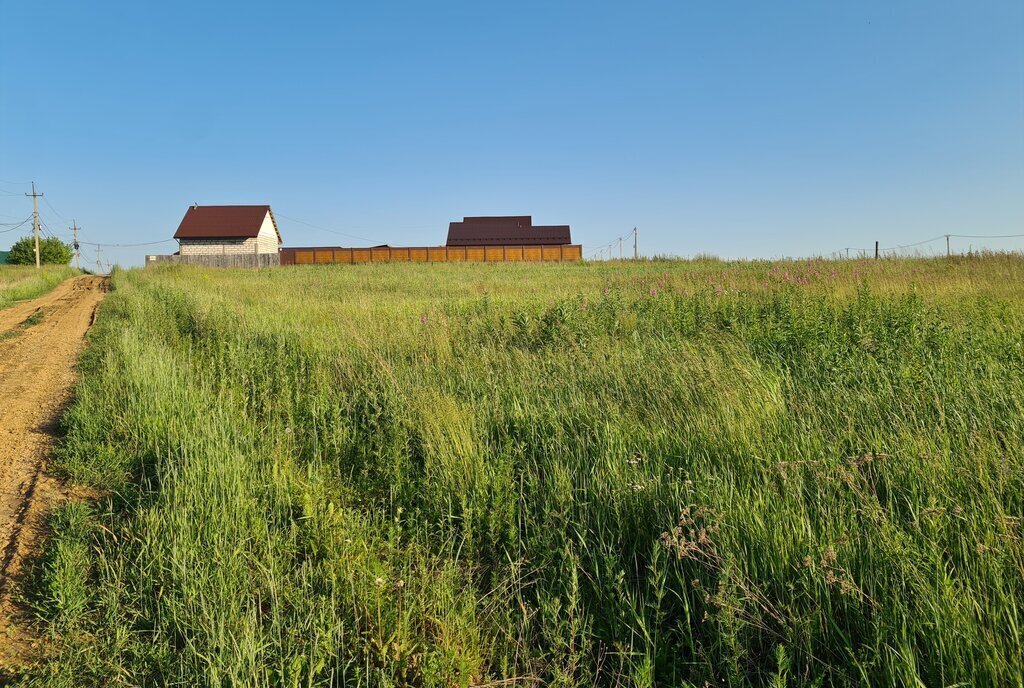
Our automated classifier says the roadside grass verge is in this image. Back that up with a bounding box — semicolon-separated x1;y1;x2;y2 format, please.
0;266;80;310
20;256;1024;687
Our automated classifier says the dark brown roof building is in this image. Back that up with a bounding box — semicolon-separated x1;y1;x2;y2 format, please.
446;216;571;246
173;205;282;256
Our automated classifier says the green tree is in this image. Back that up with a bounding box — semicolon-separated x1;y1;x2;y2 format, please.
6;235;74;266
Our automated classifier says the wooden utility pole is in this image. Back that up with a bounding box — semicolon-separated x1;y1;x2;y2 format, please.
96;245;102;273
633;227;638;260
71;220;81;270
874;241;879;260
608;242;613;260
946;235;950;257
619;236;623;259
25;182;43;268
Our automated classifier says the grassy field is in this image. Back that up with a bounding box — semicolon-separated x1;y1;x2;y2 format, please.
0;265;81;310
22;256;1024;686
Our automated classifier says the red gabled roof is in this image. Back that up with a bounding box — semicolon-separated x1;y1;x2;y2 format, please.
173;205;281;243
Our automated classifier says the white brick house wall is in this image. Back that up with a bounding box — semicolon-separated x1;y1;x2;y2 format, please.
254;211;280;253
179;237;258;255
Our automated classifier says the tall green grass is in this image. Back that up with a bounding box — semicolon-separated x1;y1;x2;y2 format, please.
0;265;80;310
23;256;1024;686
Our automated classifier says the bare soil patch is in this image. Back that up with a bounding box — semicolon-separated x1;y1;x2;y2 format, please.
0;275;107;669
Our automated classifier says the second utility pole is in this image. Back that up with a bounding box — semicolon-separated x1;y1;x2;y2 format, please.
25;182;43;268
633;227;638;260
71;220;81;269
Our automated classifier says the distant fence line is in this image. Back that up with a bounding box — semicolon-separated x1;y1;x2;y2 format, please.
144;245;584;269
145;253;280;269
280;244;583;265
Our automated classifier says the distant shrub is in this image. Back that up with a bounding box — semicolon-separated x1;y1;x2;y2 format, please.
6;235;73;265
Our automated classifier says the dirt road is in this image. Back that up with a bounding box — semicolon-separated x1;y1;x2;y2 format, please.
0;275;107;666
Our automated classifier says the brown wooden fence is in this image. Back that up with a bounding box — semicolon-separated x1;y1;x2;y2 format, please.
279;245;583;266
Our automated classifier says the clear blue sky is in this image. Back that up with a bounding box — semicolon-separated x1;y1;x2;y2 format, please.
2;1;1022;265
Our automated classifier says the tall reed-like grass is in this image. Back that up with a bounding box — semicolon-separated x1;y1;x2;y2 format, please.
22;256;1024;687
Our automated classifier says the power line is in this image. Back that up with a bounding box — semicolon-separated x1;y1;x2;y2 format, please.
273;212;388;245
586;232;628;257
0;217;34;233
76;239;177;247
38;208;173;248
38;211;172;248
38;212;74;239
839;231;1024;258
3;185;173;252
880;235;947;251
37;217;66;241
950;232;1024;239
586;227;638;259
0;180;28;194
43;196;72;224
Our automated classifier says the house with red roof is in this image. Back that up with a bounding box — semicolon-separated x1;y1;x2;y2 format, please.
173;205;282;256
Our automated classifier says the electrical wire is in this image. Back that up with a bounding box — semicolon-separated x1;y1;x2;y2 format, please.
273;212;385;245
43;196;72;224
0;217;33;233
37;218;62;240
38;213;74;240
950;232;1024;239
880;235;946;251
839;231;1024;257
77;239;177;248
3;189;170;250
38;210;171;248
585;228;636;259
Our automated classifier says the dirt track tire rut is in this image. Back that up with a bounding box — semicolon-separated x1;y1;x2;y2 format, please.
0;275;108;669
